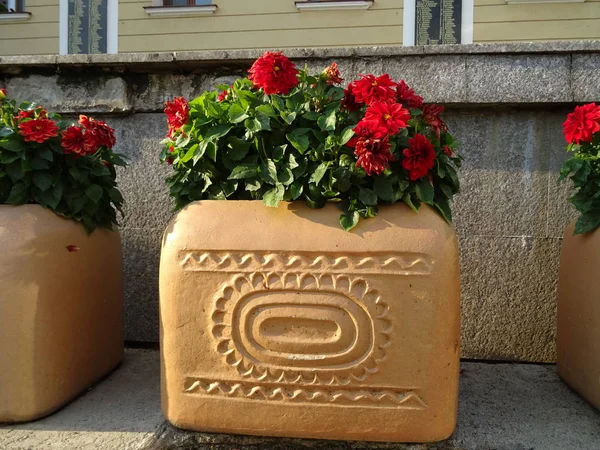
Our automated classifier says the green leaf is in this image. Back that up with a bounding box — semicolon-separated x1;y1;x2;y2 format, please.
339;126;355;146
0;139;23;152
301;111;318;121
228;104;249;124
228;163;259;180
0;152;20;164
205;124;232;141
85;184;103;204
433;197;452;223
192;141;210;164
286;130;310;154
403;193;419;212
289;182;303;200
33;172;54;192
5;183;28;204
227;138;251;161
280;111;297;125
29;157;50;170
574;210;600;234
359;188;378;206
310;161;331;185
256;104;277;118
180;144;199;163
245;179;262;192
374;177;394;201
415;181;434;204
340;210;360;231
40;183;62;209
263;183;285;207
0;127;14;137
278;167;294;186
317;110;337;131
260;159;278;184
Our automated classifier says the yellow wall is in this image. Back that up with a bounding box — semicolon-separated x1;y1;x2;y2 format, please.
3;0;600;56
473;0;600;42
0;0;59;56
118;0;403;53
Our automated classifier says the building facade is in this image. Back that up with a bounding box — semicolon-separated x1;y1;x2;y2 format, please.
1;0;600;56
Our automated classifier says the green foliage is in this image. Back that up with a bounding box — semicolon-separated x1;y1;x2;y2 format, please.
560;135;600;234
0;98;126;232
161;67;462;231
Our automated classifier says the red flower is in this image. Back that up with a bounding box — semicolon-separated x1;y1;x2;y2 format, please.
422;104;448;140
352;74;397;106
0;88;5;100
347;119;388;148
18;110;34;120
396;80;424;109
563;103;600;144
217;89;228;102
61;126;97;156
442;145;454;157
164;97;189;132
324;62;343;85
18;106;47;120
354;136;395;176
364;102;410;135
18;118;59;143
402;134;436;181
248;51;299;95
342;81;361;112
78;115;116;149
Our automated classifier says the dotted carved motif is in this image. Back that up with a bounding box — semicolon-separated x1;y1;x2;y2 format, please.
212;272;392;385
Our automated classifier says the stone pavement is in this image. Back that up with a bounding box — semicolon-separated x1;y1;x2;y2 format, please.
1;349;598;450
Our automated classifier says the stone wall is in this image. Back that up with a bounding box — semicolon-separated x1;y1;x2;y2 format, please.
3;42;599;362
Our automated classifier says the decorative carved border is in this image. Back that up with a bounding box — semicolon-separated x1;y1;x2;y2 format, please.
184;377;426;409
212;272;392;385
181;251;433;276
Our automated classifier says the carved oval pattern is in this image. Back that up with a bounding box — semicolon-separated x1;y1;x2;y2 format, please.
212;272;392;385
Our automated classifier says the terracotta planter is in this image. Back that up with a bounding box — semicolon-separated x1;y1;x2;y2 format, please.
0;205;124;422
557;221;600;409
160;201;461;442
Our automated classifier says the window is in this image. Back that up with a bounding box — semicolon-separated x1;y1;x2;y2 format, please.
1;0;25;13
0;0;30;21
295;1;374;10
145;0;217;17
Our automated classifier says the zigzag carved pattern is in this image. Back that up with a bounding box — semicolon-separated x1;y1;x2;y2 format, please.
183;378;427;409
181;251;433;276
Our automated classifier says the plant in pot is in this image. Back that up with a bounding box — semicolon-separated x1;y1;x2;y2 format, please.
556;103;600;409
159;53;462;442
0;89;127;422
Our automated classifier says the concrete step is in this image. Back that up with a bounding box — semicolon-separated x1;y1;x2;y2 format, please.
1;349;598;450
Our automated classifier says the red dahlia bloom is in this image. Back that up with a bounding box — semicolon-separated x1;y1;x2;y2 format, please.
78;115;116;149
342;81;361;112
352;74;397;106
402;134;436;181
442;145;454;157
396;80;424;109
563;103;600;144
354;136;395;176
248;51;299;95
422;104;448;140
364;102;410;135
217;89;228;102
347;119;388;148
164;97;190;131
61;126;97;156
324;62;344;85
18;118;59;143
18;110;34;120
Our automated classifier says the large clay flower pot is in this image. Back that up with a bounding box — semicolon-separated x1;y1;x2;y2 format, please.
0;205;124;422
557;221;600;409
160;201;461;442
